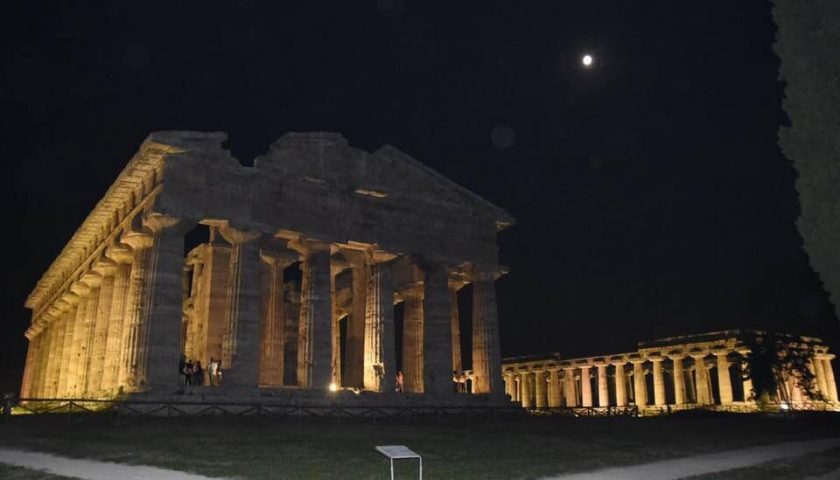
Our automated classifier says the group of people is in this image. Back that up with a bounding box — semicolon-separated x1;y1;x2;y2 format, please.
179;356;222;387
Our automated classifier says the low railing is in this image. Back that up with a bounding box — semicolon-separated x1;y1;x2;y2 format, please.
524;405;639;417
7;397;525;420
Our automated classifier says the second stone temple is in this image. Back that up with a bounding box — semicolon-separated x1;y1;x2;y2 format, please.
20;131;514;405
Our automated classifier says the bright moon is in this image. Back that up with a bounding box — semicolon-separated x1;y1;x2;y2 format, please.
582;54;593;66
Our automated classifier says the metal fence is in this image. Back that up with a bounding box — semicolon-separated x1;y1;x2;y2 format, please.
524;405;639;417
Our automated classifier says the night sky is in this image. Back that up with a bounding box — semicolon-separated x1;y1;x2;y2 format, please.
2;0;838;391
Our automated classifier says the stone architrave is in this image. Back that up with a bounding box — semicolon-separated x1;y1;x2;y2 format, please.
714;350;733;405
297;240;332;389
580;366;593;407
422;263;452;395
101;243;133;394
87;259;117;396
402;282;425;393
363;255;396;392
141;215;195;389
472;268;503;394
669;355;686;405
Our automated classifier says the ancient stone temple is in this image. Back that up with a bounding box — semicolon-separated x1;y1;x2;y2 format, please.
497;330;839;412
20;131;514;405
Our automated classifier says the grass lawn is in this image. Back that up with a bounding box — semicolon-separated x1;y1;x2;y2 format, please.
0;411;838;479
0;464;75;480
687;446;840;479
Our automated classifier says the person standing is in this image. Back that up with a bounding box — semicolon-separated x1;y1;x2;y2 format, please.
396;370;404;393
208;357;218;386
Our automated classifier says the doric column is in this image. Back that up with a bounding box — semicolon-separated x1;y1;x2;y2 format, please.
68;278;98;397
520;373;533;408
692;353;712;405
504;373;514;398
297;240;332;389
402;281;425;393
811;357;828;399
342;254;368;389
43;318;59;397
120;223;154;389
821;354;838;402
471;268;503;394
790;378;803;403
631;360;647;407
258;245;297;387
548;370;563;407
737;349;753;401
449;274;468;374
669;355;686;405
535;370;547;408
580;365;593;407
77;271;102;397
20;330;41;399
613;361;627;406
56;298;78;397
714;350;733;405
595;361;609;407
218;225;263;387
422;262;452;395
364;254;396;392
86;258;117;396
650;355;666;407
563;367;578;407
139;214;194;389
102;243;132;394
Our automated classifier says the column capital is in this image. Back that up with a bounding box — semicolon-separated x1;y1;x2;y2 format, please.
70;280;92;297
60;291;81;307
93;257;117;277
819;353;836;361
467;264;506;282
610;356;627;366
647;353;664;362
105;242;134;264
220;225;263;244
121;227;154;250
592;358;609;367
260;242;300;268
712;348;731;357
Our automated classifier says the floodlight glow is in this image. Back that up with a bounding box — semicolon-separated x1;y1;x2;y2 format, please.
329;382;338;392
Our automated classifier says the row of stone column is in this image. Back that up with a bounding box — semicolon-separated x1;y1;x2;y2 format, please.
21;215;506;398
505;350;839;409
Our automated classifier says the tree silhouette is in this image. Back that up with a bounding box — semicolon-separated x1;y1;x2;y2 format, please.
742;331;821;408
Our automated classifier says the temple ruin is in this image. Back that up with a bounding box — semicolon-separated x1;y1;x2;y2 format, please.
497;330;839;413
19;131;514;405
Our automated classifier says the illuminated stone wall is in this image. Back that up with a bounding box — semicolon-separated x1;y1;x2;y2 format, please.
20;131;514;401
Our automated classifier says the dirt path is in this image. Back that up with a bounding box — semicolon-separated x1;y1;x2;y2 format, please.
545;437;840;480
0;448;226;480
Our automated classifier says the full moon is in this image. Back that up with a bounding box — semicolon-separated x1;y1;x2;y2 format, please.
582;54;593;66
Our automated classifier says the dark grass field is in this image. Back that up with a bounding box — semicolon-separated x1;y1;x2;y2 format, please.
1;411;839;479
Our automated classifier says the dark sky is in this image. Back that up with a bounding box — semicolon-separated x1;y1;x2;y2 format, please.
2;0;838;389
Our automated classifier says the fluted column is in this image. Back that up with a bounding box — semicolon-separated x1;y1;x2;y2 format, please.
692;354;712;405
402;283;425;393
43;317;61;397
669;355;686;405
535;370;547;408
613;361;627;406
218;225;262;387
580;366;593;407
78;272;102;397
20;331;41;399
86;259;117;396
563;367;577;407
364;255;396;392
258;246;296;387
520;373;533;408
472;268;503;394
449;277;467;373
631;360;647;407
139;215;193;389
737;349;753;401
504;373;514;398
56;299;78;397
102;243;133;394
120;224;154;389
67;279;96;397
595;362;609;407
548;370;563;407
811;357;828;398
714;350;733;405
342;256;368;389
297;240;332;389
821;355;838;402
422;263;452;395
650;355;666;406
